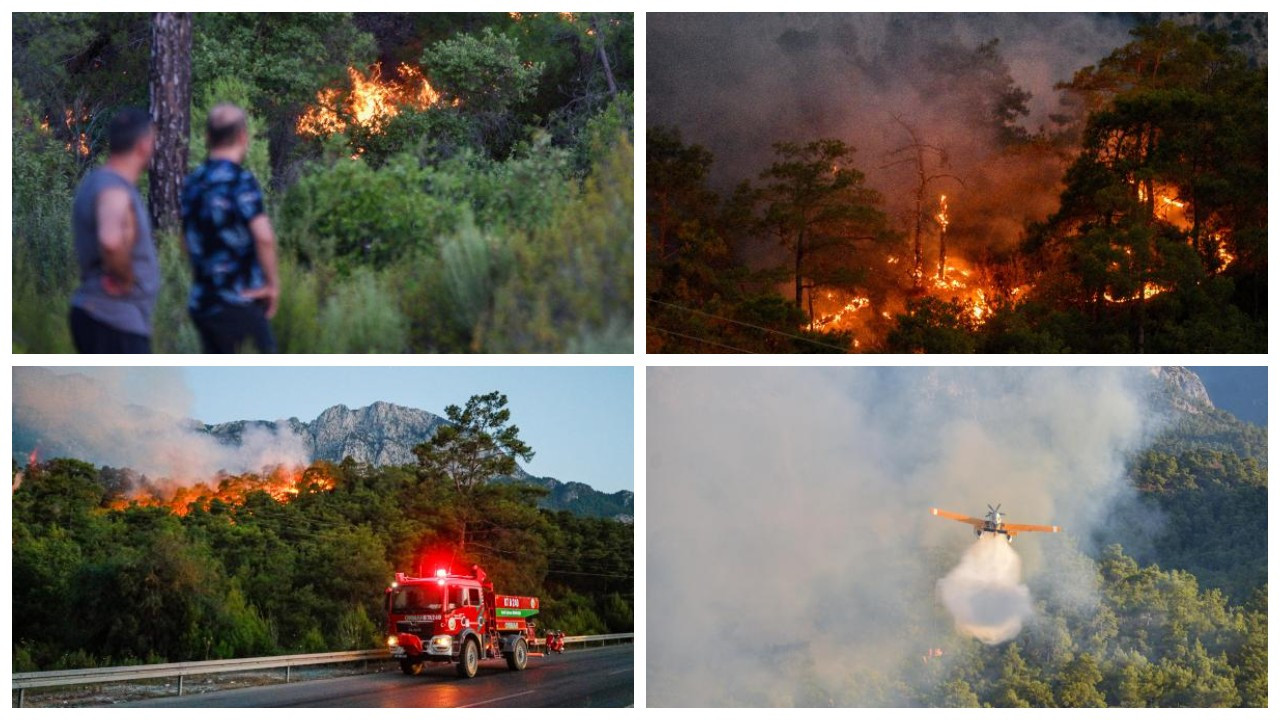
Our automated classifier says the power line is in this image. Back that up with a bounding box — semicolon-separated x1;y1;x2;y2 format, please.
647;325;755;354
647;297;852;352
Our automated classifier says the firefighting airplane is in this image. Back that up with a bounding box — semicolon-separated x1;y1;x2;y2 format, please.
930;504;1060;543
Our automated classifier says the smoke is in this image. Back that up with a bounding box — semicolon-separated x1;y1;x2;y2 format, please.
648;13;1141;265
937;534;1032;644
12;367;309;482
648;367;1164;706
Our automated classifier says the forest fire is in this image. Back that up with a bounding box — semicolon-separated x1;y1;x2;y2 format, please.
802;191;1019;346
647;13;1266;354
1215;233;1236;270
108;465;335;516
296;63;443;138
39;109;90;156
810;293;871;331
1104;283;1170;304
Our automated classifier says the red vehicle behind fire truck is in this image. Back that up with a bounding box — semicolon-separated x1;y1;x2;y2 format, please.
385;564;540;678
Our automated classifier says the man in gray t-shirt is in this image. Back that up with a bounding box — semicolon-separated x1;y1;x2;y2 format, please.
69;107;160;353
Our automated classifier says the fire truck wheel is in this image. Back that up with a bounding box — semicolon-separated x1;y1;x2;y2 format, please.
505;638;528;671
456;638;479;678
400;660;424;676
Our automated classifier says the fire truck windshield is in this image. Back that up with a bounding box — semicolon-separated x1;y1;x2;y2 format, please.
391;586;444;613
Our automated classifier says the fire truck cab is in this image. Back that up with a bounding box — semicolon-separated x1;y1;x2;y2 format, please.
385;565;539;679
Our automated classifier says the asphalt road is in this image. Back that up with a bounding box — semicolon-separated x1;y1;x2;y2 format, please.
121;645;633;708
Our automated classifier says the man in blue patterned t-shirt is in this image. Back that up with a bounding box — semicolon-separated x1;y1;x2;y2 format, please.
181;103;280;353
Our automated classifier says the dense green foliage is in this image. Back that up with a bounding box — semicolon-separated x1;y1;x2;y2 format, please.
1110;408;1268;603
12;395;632;670
647;21;1265;353
13;12;633;353
773;546;1265;708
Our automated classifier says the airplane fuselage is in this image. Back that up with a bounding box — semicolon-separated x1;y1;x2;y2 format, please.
975;522;1015;543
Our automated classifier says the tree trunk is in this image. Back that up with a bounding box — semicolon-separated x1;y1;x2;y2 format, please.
937;226;947;282
912;191;923;290
590;17;619;97
794;229;805;309
148;12;192;235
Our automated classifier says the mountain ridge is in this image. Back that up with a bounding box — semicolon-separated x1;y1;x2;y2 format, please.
201;401;633;522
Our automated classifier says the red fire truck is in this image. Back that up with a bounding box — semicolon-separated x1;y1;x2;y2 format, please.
384;564;539;678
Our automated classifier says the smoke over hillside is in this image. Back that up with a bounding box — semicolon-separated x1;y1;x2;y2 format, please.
650;13;1135;182
13;367;308;481
647;367;1160;706
648;13;1140;263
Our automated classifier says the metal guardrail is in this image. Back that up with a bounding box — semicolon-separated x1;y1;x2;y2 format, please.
12;633;633;706
531;632;634;648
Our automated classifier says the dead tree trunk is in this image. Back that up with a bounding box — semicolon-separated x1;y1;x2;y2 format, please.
912;181;924;290
936;194;949;282
794;227;806;309
884;117;960;293
148;12;192;236
937;225;948;282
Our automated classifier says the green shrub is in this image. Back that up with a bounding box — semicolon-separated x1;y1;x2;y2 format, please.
277;154;463;267
425;143;571;233
348;107;472;169
12;88;78;352
316;267;410;352
481;134;633;352
272;254;325;353
150;236;201;353
394;217;516;352
423;28;542;115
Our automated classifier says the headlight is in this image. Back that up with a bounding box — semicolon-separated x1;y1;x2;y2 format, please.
387;635;399;647
431;636;453;650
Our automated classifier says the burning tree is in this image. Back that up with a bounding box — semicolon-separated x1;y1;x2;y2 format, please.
755;139;891;320
1035;21;1265;352
881;117;963;292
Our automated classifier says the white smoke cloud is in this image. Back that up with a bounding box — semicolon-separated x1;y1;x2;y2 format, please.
648;366;1161;706
937;534;1032;644
13;367;309;481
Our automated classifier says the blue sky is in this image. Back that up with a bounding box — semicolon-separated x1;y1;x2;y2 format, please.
180;366;633;491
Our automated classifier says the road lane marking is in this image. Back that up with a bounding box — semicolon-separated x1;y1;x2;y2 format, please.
456;690;535;707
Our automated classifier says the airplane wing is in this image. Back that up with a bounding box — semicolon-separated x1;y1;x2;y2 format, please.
930;508;985;527
1003;523;1060;534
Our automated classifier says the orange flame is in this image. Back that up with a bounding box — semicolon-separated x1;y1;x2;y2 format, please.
1104;282;1170;304
109;466;335;516
810;294;870;331
51;109;91;156
935;194;949;233
297;63;444;139
1214;232;1236;271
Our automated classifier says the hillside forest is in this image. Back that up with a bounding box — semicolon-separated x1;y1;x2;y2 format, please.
12;393;633;671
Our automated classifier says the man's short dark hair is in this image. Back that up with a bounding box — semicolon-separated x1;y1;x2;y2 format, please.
108;108;154;155
207;104;248;150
